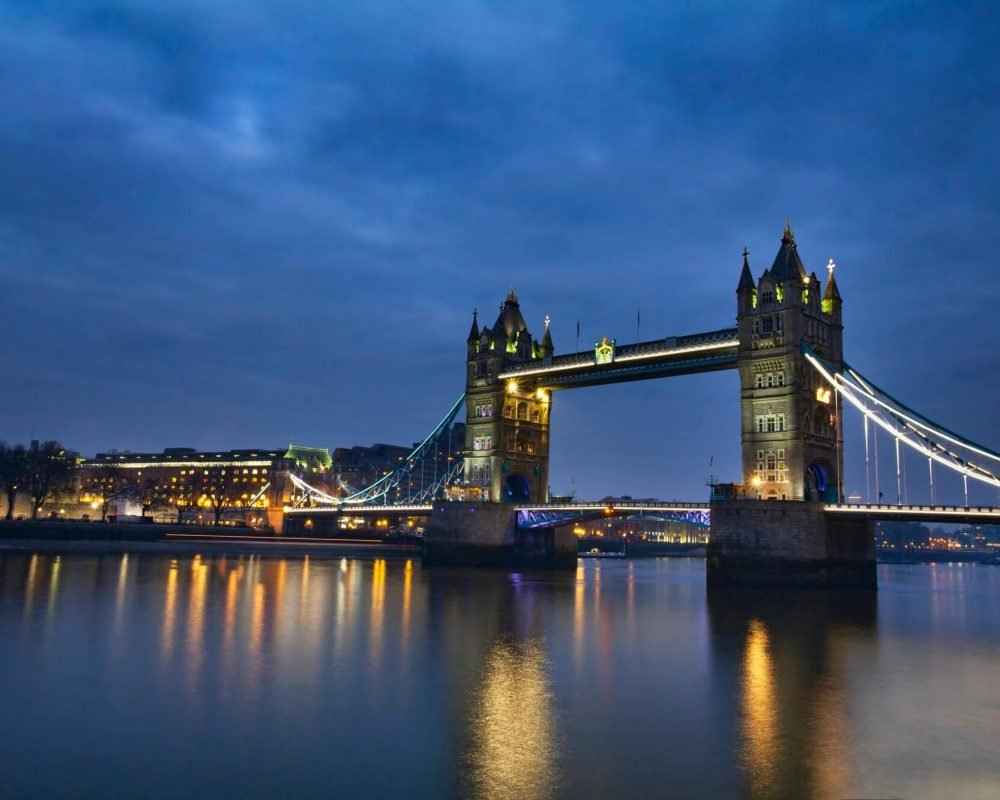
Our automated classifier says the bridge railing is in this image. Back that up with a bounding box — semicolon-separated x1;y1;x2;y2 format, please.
825;503;1000;516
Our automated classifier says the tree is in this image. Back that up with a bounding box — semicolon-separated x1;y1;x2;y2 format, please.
25;441;76;519
0;443;29;520
92;463;131;521
136;477;162;519
199;476;252;526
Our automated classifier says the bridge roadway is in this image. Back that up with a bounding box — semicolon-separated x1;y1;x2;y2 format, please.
497;327;739;389
285;501;1000;526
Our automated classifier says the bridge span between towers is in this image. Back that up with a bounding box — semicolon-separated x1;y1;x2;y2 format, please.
280;220;999;587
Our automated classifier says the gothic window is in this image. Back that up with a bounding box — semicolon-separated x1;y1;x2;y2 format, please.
531;409;540;423
761;289;774;305
516;402;528;421
776;371;785;386
527;441;535;454
761;317;773;334
767;417;776;432
776;315;783;332
504;404;513;418
755;374;763;388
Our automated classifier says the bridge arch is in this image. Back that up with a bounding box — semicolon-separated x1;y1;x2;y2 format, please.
806;458;837;502
503;474;532;503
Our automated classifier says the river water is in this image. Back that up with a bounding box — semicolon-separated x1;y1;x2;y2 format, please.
0;551;997;799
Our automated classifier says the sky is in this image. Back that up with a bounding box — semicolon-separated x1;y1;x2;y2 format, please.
1;1;998;503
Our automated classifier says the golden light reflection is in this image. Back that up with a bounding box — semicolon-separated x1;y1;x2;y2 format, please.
247;580;265;694
221;565;240;697
807;673;851;799
114;554;130;637
185;557;208;690
23;554;39;621
369;559;386;670
161;561;178;662
740;619;778;797
44;556;62;631
467;638;560;800
573;564;585;672
300;555;310;610
401;559;412;656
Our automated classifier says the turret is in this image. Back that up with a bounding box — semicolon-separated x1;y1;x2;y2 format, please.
822;259;842;320
466;309;480;357
737;247;755;315
540;315;554;360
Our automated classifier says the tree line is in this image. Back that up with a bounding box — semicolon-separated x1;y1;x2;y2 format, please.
0;441;76;520
1;440;267;525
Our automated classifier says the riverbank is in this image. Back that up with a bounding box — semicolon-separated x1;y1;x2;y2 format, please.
0;520;420;560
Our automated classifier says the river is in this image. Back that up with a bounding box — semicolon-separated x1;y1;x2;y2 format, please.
1;552;997;799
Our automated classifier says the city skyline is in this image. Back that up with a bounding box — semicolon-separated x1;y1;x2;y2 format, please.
1;2;997;502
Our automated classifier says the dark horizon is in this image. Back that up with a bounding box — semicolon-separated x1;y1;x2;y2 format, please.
2;2;997;502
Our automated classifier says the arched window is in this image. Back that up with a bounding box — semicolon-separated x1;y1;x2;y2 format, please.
516;402;528;421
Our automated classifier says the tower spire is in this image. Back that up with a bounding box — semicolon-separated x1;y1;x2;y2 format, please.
783;217;794;243
467;307;480;342
737;246;755;291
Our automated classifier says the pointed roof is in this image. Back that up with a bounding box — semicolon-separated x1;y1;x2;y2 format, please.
769;218;808;282
493;288;529;339
467;308;479;342
541;315;553;350
824;259;842;301
737;246;755;291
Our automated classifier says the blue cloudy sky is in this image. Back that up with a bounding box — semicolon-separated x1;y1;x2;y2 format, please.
1;1;997;502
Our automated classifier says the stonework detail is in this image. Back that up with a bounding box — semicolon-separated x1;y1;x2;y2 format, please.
463;291;553;503
736;223;844;501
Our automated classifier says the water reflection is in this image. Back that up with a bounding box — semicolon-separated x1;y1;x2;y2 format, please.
709;588;876;800
3;553;999;800
161;560;178;662
741;619;777;796
466;636;559;800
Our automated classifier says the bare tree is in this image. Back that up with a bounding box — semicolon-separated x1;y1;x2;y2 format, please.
25;441;76;519
0;443;29;520
0;444;23;519
136;477;162;519
92;463;131;521
199;477;252;526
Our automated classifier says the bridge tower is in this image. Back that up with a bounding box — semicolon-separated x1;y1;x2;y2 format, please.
736;221;844;501
463;290;553;503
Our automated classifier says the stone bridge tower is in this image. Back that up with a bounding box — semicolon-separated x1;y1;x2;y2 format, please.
463;290;553;503
736;221;844;501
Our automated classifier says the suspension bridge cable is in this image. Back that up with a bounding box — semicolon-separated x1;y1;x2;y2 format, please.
803;346;1000;490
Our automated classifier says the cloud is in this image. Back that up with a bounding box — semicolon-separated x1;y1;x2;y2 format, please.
0;0;997;500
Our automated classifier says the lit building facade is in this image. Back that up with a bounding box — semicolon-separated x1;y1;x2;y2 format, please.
80;445;332;523
736;221;844;501
463;290;553;503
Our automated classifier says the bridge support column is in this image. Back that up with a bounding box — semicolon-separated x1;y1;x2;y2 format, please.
707;500;876;589
423;503;576;568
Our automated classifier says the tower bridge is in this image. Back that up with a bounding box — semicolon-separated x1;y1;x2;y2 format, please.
462;221;845;507
283;221;1000;586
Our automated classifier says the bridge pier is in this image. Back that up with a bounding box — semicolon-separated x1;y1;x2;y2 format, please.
707;499;876;589
422;503;577;568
